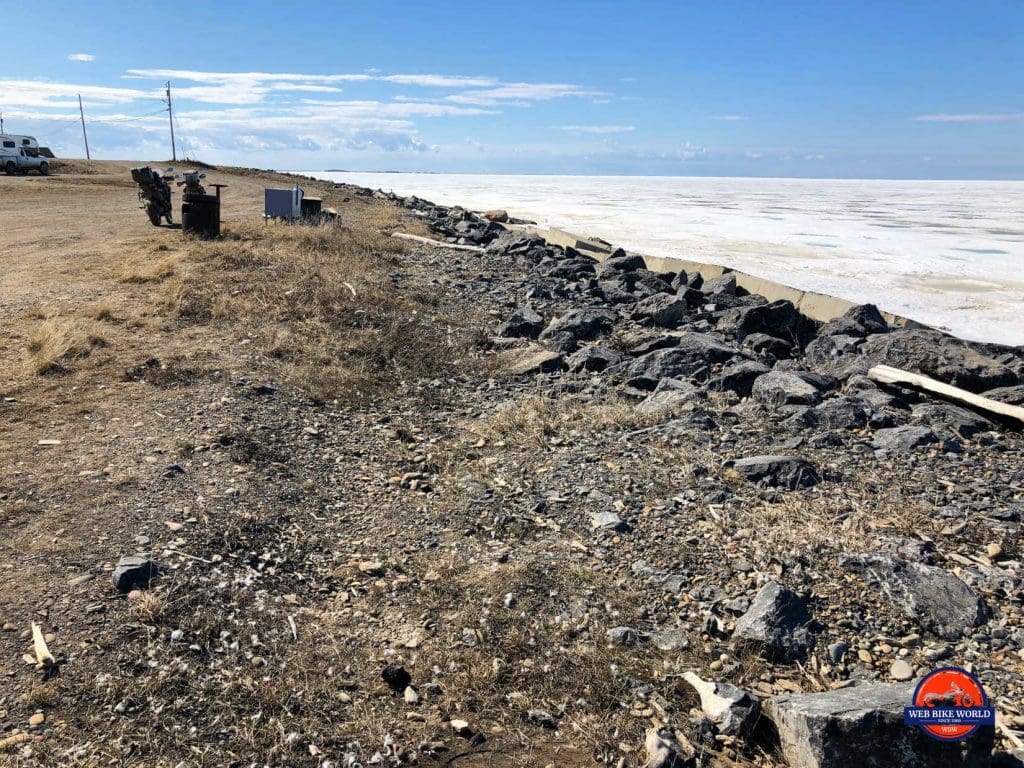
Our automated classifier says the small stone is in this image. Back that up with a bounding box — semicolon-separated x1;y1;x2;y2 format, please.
28;712;44;727
857;649;873;664
986;543;1003;560
111;555;158;593
606;626;641;645
381;665;411;692
827;642;849;664
358;561;384;576
889;659;914;681
644;728;695;768
450;719;471;735
403;686;420;704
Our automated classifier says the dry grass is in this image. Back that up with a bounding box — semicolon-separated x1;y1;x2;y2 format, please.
479;393;666;447
120;254;179;284
82;298;116;321
159;219;478;402
26;317;106;375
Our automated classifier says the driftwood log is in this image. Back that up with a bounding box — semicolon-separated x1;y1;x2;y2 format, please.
868;364;1024;426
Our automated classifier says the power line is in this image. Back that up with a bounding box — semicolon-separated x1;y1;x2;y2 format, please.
87;108;168;124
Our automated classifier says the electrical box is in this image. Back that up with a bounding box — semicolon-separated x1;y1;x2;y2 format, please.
264;186;303;219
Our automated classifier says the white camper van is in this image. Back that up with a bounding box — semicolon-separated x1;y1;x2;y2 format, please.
1;136;49;175
0;135;39;155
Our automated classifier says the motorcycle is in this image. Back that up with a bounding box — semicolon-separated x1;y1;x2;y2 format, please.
130;166;175;226
923;683;976;708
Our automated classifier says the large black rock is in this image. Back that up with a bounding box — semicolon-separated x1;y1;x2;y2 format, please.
731;455;820;490
766;681;993;768
733;581;816;661
625;333;743;389
841;553;987;639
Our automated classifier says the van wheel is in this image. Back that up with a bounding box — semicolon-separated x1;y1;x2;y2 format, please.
38;162;49;176
4;162;15;175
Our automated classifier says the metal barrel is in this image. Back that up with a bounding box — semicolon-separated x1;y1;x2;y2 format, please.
181;193;220;238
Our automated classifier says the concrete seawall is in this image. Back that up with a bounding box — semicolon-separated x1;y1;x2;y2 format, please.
522;225;921;330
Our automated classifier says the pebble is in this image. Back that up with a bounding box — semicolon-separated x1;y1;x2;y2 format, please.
450;719;471;735
889;659;914;681
28;713;44;727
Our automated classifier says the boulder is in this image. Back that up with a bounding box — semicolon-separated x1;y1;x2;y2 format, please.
637;381;703;412
732;455;819;490
733;581;816;661
701;273;737;296
982;384;1024;405
539;307;616;352
633;271;674;296
482;209;509;223
860;329;1017;391
681;672;760;737
566;345;623;373
911;402;994;438
765;681;992;768
707;360;772;396
721;299;813;344
811;396;871;430
871;425;939;454
497;306;544;339
111;554;159;592
633;294;690;328
751;371;823;407
596;252;646;277
744;332;793;360
841;554;987;639
625;333;743;390
819;304;889;337
499;346;564;376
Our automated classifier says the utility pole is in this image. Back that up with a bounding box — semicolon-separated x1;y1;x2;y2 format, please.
166;81;177;162
0;113;4;133
78;94;91;160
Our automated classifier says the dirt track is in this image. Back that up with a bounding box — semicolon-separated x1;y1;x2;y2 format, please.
0;160;293;308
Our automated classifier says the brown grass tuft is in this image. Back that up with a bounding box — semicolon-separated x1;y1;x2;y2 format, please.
26;318;106;374
120;254;179;284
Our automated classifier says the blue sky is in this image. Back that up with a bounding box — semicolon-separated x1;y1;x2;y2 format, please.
1;1;1021;178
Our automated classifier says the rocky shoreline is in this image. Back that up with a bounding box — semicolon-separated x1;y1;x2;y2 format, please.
380;190;1024;765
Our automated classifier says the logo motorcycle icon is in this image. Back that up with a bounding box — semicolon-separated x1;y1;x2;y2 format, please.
903;667;995;742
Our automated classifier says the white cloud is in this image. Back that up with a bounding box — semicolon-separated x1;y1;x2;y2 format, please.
745;150;762;159
381;74;496;88
710;115;748;121
0;79;153;107
912;113;1024;123
558;125;635;134
447;82;605;106
67;53;95;62
804;153;825;160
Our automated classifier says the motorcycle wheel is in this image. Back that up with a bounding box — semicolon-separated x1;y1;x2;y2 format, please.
146;202;162;226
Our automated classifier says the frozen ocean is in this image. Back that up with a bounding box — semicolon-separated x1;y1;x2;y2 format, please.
307;172;1024;346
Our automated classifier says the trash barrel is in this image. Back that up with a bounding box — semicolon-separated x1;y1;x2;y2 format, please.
181;193;220;238
300;197;322;218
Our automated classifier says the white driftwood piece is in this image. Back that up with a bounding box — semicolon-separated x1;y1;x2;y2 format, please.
868;365;1024;426
391;232;485;253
